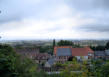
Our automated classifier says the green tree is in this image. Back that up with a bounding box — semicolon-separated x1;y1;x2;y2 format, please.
90;46;105;51
53;39;56;48
99;62;109;77
57;40;73;46
0;44;39;77
106;41;109;49
60;58;90;77
39;45;53;54
81;61;89;77
0;44;17;77
61;58;81;77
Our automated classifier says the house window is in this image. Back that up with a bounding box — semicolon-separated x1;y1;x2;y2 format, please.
88;52;92;56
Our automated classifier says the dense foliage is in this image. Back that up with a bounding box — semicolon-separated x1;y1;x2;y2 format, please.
0;44;41;77
53;39;56;48
57;40;74;46
106;41;109;49
57;40;81;47
90;46;106;51
39;45;53;54
91;41;109;51
0;44;17;77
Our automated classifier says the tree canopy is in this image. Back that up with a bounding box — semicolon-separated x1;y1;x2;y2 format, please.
57;40;74;46
106;41;109;49
0;44;38;77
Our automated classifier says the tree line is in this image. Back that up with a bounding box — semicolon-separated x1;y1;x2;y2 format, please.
90;41;109;51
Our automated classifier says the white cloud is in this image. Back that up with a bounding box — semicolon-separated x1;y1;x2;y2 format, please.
0;0;109;40
0;15;96;40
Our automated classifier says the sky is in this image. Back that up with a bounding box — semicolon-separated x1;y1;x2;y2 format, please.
0;0;109;40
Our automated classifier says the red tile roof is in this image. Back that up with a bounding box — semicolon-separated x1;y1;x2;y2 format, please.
54;46;94;56
84;46;94;53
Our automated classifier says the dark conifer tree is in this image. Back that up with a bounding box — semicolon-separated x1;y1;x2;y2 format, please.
53;39;56;48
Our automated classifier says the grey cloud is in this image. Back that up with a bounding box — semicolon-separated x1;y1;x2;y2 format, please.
0;15;21;24
79;24;109;32
0;0;61;24
0;0;108;24
95;0;109;9
69;0;109;11
0;0;43;23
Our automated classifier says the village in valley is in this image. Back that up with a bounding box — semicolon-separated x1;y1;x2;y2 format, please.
0;0;109;76
1;39;109;77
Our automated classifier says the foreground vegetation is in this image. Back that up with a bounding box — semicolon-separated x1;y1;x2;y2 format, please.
1;43;109;77
0;44;46;77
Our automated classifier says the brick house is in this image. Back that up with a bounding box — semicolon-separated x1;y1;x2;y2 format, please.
15;48;39;59
15;48;51;64
72;47;94;60
54;46;94;63
54;46;72;63
94;51;106;59
35;53;51;64
104;50;109;60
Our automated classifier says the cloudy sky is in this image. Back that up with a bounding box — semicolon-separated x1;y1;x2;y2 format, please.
0;0;108;40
